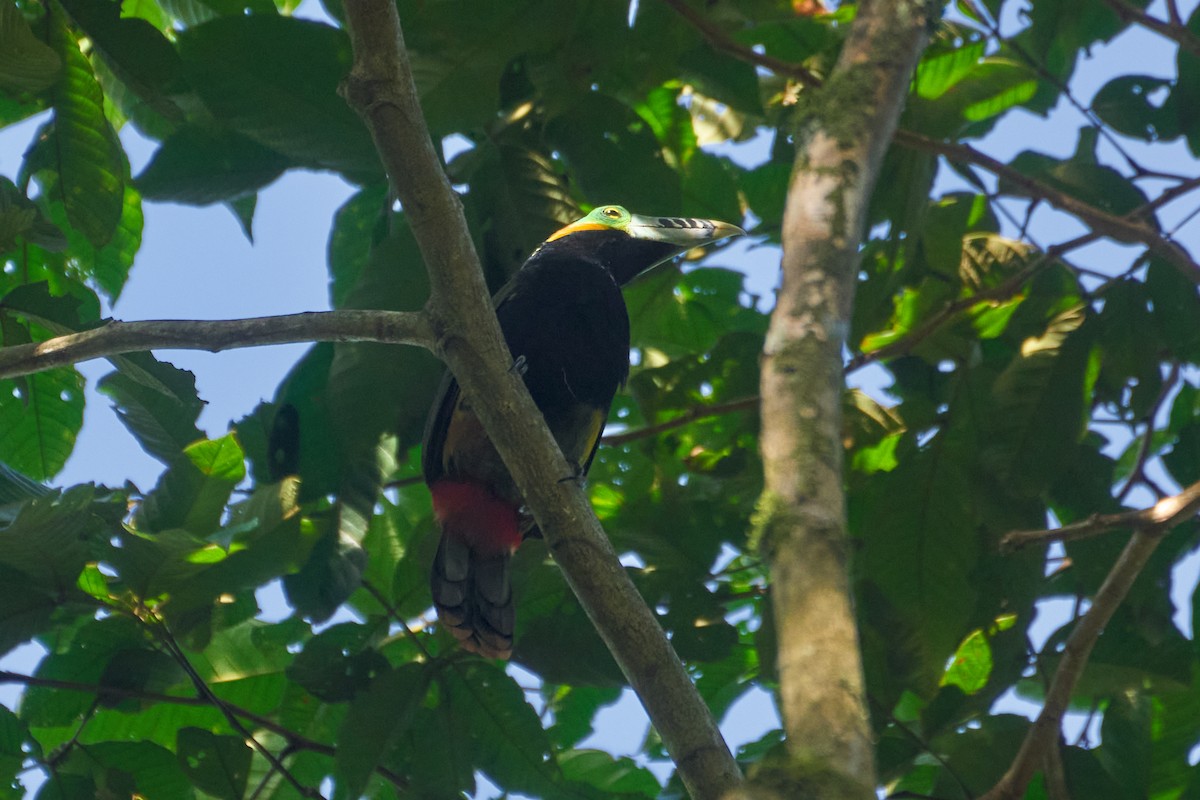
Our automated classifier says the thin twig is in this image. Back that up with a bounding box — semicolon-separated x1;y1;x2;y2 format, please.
361;580;433;660
150;621;325;800
0;669;410;790
0;310;434;380
1001;477;1200;551
869;695;975;799
1100;0;1200;58
661;0;824;88
1042;738;1071;800
1117;362;1180;502
601;395;760;445
894;129;1200;284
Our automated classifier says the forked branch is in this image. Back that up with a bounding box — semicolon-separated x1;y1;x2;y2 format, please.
984;478;1200;799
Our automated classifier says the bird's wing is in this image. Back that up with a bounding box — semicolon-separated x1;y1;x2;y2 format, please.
421;275;527;482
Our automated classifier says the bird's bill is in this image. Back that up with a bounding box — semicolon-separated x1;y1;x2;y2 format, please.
626;214;746;247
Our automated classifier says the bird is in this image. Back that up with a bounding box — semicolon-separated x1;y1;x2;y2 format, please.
422;204;744;658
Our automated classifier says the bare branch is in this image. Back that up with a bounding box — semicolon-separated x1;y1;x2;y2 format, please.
338;2;742;797
1002;478;1200;552
894;130;1200;283
661;0;823;88
1101;0;1200;58
980;525;1169;799
0;310;434;380
601;395;759;446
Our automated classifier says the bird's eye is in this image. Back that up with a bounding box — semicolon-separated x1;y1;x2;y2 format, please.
603;207;621;219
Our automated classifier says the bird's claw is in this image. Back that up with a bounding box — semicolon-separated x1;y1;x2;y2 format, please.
557;463;587;486
510;355;528;376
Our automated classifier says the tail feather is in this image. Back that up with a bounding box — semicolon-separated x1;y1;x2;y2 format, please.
431;535;514;659
428;479;521;659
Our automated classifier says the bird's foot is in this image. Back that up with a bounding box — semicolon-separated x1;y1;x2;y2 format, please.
510;355;528;376
557;462;587;486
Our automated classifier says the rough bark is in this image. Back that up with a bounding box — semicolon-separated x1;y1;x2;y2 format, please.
338;1;742;797
754;1;935;796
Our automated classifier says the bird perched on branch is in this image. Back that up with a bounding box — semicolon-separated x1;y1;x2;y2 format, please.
423;205;744;659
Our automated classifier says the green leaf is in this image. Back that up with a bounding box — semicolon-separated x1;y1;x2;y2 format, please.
0;368;85;481
1147;257;1200;361
327;184;388;308
398;0;559;136
455;140;580;283
0;3;61;93
985;307;1093;495
176;728;251;800
940;628;993;695
0;705;30;797
134;433;246;535
33;775;94;800
27;133;143;301
1005;147;1150;220
282;526;367;623
0;178;66;253
1092;75;1179;141
333;664;431;800
681;151;741;225
58;0;186;133
558;750;661;798
285;621;388;703
177;16;380;177
914;39;987;100
546;94;681;212
48;7;125;249
854;429;980;697
442;662;566;796
137;126;293;204
546;685;622;749
75;741;196;800
97;353;205;465
1097;693;1151;798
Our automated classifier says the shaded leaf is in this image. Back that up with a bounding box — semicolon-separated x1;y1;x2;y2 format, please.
333;664;431;800
176;729;251;800
137;126;292;204
48;8;124;249
177;16;380;177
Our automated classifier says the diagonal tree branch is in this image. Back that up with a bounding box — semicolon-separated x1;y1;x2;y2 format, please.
893;130;1200;283
0;310;434;380
980;523;1179;799
337;2;742;798
1100;0;1200;59
984;479;1200;798
1001;477;1200;552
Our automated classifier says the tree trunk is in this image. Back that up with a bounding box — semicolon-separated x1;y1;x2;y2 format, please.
753;1;935;797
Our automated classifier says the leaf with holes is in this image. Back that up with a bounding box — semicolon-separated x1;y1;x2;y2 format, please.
0;368;84;481
176;728;251;800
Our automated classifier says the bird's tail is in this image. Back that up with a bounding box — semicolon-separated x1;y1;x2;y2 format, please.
429;480;520;659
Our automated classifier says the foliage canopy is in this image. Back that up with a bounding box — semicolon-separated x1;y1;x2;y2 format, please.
0;0;1198;798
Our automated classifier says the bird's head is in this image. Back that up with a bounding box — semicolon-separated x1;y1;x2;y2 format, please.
534;205;745;285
